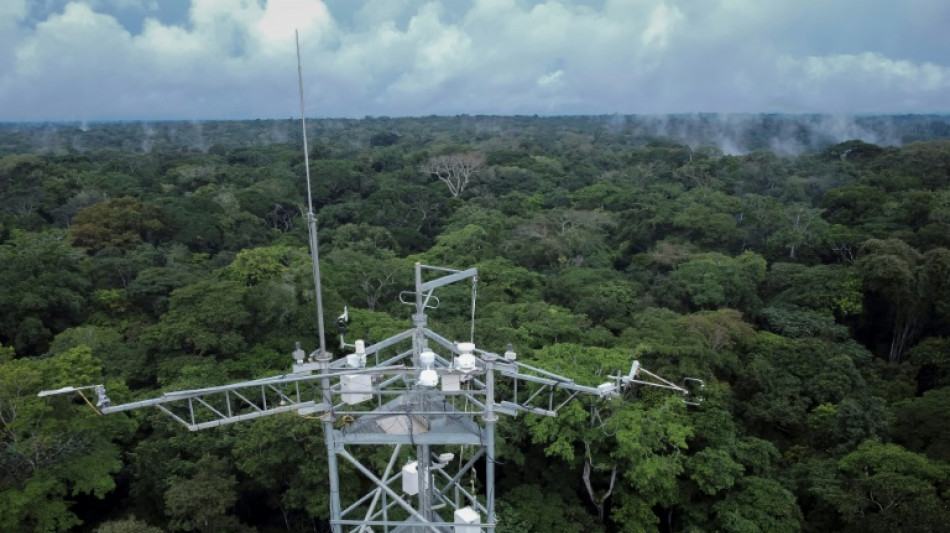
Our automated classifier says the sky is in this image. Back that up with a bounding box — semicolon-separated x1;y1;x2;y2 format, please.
1;0;948;121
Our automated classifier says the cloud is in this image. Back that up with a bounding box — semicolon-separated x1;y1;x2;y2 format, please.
537;70;563;88
776;53;949;112
641;2;682;48
0;1;29;77
0;0;947;120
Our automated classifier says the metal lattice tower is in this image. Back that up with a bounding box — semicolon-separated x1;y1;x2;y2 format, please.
42;262;700;533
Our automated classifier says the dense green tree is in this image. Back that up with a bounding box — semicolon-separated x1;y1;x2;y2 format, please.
655;251;766;314
0;155;78;222
49;326;146;384
669;187;743;251
765;263;863;318
94;516;164;533
70;197;166;252
215;245;301;287
231;416;333;527
0;230;89;355
736;332;880;445
618;308;722;378
471;258;544;305
891;387;950;461
127;267;205;318
141;280;251;358
520;344;695;532
608;397;694;533
421;223;500;267
326;247;412;311
810;440;950;533
544;267;641;331
758;304;849;340
877;140;950;190
0;345;135;532
50;188;110;228
357;182;449;251
496;484;599;533
820;186;893;238
86;243;165;289
156;196;226;254
233;178;300;232
327;222;399;254
906;337;950;392
856;239;950;362
705;476;802;533
163;456;250;533
678;308;755;354
767;203;830;260
571;181;636;212
509;209;616;269
473;302;597;353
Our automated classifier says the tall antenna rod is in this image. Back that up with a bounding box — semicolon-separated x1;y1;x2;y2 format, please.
296;29;328;356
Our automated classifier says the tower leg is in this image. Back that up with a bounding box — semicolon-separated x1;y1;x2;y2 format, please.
484;355;498;531
485;420;496;531
324;422;342;533
419;443;430;521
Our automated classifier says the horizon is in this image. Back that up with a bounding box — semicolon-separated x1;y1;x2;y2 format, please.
4;112;949;158
3;111;950;127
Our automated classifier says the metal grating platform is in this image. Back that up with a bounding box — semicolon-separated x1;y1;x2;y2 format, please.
336;391;484;445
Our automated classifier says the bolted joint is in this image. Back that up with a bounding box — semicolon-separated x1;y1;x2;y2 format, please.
412;313;427;327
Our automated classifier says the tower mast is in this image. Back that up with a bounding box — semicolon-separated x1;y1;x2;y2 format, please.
296;29;328;357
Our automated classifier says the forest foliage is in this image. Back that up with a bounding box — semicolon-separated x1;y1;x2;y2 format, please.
1;115;950;532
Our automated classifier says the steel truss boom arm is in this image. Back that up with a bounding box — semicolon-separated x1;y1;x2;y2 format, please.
54;365;402;431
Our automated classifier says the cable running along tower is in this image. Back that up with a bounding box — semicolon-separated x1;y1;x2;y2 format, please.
39;32;703;533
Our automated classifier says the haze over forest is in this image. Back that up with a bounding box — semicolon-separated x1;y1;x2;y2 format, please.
4;113;950;158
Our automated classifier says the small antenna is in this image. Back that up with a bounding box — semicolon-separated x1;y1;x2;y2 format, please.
296;29;328;357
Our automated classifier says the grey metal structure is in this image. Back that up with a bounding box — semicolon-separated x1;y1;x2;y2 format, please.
41;263;699;533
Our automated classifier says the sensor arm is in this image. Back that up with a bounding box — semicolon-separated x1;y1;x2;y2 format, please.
40;365;411;431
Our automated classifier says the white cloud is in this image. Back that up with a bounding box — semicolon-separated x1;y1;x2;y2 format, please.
641;2;683;48
256;0;331;43
0;0;948;120
799;53;947;92
537;70;563;88
770;52;950;112
15;4;132;78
